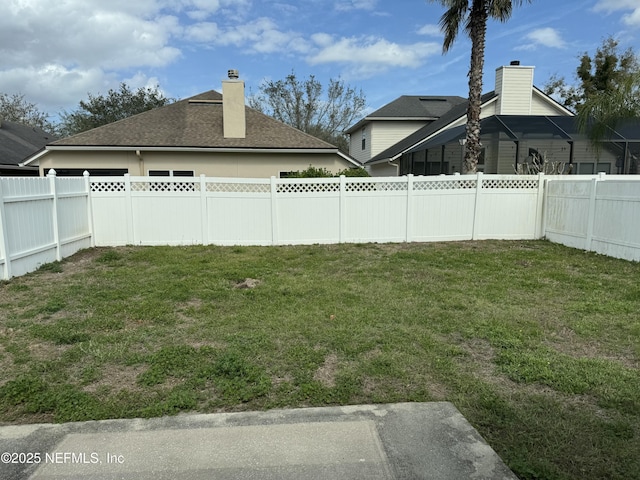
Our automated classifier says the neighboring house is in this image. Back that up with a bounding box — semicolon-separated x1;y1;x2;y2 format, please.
349;62;634;176
345;94;466;176
23;72;360;178
0;119;55;176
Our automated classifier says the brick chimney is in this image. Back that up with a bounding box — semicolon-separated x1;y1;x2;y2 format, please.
494;62;534;115
222;69;246;139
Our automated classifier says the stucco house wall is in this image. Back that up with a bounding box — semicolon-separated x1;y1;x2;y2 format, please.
39;150;352;177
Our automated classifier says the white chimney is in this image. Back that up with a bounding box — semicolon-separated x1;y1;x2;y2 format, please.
222;69;246;138
495;62;534;115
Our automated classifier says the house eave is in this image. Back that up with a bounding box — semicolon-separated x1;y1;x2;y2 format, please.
42;145;342;154
0;163;39;171
24;144;359;166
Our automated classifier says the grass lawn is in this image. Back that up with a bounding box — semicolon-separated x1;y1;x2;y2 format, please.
0;240;638;479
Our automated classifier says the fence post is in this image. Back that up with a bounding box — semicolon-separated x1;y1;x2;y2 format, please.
339;175;346;243
270;176;279;245
406;174;414;242
200;174;208;245
585;176;599;251
48;169;62;261
83;171;95;248
0;178;11;280
124;174;135;245
535;172;545;239
471;172;483;240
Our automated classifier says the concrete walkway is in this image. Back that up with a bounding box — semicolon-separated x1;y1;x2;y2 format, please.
0;402;518;479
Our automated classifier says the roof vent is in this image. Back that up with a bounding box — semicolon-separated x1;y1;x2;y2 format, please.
510;60;520;66
228;69;239;79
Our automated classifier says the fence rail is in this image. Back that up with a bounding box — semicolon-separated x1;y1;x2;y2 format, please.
1;171;639;280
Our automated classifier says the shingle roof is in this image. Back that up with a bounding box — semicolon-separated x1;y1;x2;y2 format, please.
346;95;466;133
366;92;498;164
0;120;57;166
51;90;338;150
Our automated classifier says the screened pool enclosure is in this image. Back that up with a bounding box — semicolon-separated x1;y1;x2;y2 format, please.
399;115;640;176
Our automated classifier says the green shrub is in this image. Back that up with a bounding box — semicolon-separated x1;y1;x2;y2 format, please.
285;165;369;178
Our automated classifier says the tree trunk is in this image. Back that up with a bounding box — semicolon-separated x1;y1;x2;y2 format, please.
463;0;488;174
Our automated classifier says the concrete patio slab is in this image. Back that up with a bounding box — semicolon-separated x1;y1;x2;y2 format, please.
0;402;518;480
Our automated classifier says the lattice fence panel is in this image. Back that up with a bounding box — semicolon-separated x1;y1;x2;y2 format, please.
345;182;408;192
413;179;477;191
482;178;539;189
131;182;200;192
90;182;126;192
206;183;271;193
277;183;340;193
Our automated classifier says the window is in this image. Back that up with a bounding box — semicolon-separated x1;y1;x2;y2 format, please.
361;127;367;151
148;170;194;177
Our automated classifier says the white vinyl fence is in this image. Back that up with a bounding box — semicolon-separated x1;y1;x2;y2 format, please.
0;172;92;279
544;174;640;262
2;171;639;280
88;173;545;247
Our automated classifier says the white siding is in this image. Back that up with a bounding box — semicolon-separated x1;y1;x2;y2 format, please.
495;66;534;115
531;90;572;115
370;121;428;157
349;127;371;163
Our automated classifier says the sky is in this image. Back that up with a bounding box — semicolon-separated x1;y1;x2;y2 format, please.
1;0;640;124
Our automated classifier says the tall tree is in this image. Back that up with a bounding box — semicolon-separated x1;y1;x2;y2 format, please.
58;83;174;137
248;72;366;153
431;0;530;173
545;36;639;112
0;93;55;133
577;71;640;148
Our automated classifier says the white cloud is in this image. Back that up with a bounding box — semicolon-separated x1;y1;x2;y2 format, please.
0;65;114;114
186;17;310;54
593;0;640;26
516;28;566;50
307;35;440;77
335;0;377;12
0;0;254;111
0;2;182;72
417;24;442;37
527;28;566;48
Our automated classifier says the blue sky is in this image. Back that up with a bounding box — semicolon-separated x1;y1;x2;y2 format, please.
1;0;639;123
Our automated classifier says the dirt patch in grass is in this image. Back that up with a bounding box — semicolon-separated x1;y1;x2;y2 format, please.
83;365;147;394
27;342;72;361
313;352;338;388
546;326;639;369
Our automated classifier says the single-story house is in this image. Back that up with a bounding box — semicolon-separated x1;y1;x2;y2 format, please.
22;71;360;178
348;62;637;176
0;119;56;176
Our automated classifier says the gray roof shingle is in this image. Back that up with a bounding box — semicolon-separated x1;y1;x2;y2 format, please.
346;95;466;133
0;120;57;166
52;90;338;150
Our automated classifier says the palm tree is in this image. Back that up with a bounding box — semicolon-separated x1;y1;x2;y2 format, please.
431;0;530;173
